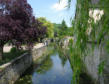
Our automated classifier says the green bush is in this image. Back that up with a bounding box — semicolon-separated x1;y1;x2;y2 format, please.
0;47;27;65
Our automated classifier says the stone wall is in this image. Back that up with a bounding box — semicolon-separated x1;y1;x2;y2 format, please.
61;37;109;84
0;53;32;84
0;45;48;84
83;44;101;83
74;0;109;84
32;46;48;61
83;44;109;84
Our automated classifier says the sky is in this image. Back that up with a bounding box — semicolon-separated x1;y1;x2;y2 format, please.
28;0;77;27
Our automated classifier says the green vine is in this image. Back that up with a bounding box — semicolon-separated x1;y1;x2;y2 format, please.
69;0;109;84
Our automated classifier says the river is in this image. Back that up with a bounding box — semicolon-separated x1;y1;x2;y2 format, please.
15;46;73;84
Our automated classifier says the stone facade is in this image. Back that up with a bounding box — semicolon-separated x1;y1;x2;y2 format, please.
74;0;109;84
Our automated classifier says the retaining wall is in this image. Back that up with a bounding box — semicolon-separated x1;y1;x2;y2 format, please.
0;45;48;84
82;44;109;84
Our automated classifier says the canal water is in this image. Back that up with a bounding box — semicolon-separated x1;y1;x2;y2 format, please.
15;46;73;84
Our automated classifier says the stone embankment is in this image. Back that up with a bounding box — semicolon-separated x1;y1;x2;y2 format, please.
61;37;109;84
0;43;49;84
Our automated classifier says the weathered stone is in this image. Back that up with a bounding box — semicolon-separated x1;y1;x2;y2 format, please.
0;44;49;84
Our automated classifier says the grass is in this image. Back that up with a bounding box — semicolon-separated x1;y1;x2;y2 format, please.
0;47;27;66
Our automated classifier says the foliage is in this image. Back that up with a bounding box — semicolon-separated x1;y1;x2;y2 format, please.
67;0;109;83
55;44;68;66
66;0;90;83
72;0;109;54
59;20;68;36
53;20;73;37
0;47;27;65
69;39;83;84
0;0;46;46
53;23;61;37
98;61;105;75
67;27;74;36
68;0;97;83
36;55;53;74
60;20;68;35
0;0;46;60
37;17;54;38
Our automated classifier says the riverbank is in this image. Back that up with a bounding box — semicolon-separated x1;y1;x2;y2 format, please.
0;43;49;84
3;43;45;53
15;45;73;84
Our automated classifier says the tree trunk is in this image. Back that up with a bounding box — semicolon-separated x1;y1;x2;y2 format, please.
0;45;3;61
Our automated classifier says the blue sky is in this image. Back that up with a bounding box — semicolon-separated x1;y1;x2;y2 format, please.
28;0;76;27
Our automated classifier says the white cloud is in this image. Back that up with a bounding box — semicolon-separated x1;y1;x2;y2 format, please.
51;0;68;11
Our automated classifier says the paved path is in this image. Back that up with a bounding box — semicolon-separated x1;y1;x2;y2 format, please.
3;43;45;52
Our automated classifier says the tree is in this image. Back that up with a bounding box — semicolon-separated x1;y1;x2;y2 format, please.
53;23;61;37
61;20;68;30
53;20;71;37
0;0;46;60
59;20;68;36
37;17;54;38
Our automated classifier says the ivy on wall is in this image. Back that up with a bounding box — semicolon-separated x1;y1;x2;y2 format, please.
68;0;109;83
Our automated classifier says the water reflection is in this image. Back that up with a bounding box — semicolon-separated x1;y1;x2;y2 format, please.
15;47;73;84
58;50;67;67
32;52;73;84
36;55;53;74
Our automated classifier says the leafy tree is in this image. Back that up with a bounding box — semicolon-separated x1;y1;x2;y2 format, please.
59;20;68;36
53;21;73;37
53;23;61;37
61;20;68;30
37;17;54;38
67;27;74;36
0;0;46;60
